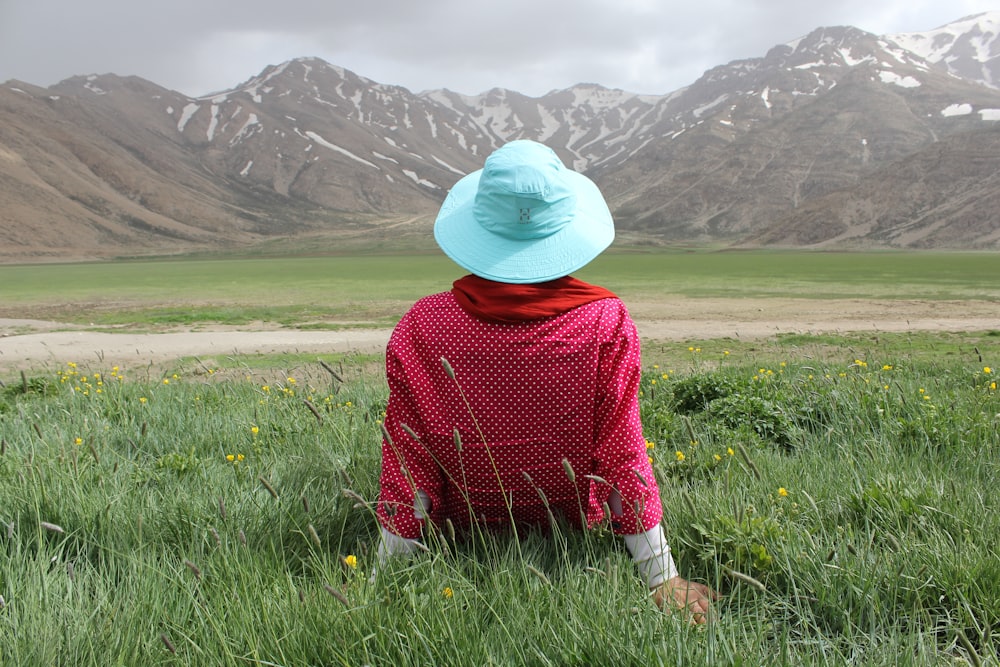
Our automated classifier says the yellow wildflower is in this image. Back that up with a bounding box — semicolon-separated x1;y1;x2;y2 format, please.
74;437;83;446
778;487;789;497
251;425;259;436
442;587;454;598
674;451;685;462
727;447;735;456
344;555;358;569
984;366;992;375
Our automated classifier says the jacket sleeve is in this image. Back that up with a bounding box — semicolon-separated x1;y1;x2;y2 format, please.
589;303;664;535
376;316;446;539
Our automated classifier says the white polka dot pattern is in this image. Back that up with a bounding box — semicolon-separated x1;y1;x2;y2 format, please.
376;290;662;539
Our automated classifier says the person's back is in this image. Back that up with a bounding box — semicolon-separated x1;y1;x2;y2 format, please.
378;286;660;537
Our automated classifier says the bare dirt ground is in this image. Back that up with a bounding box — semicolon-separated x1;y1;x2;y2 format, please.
1;297;997;374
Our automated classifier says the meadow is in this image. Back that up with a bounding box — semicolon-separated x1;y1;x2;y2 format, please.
1;251;999;665
2;249;999;327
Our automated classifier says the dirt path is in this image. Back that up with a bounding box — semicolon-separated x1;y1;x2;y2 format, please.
1;297;997;374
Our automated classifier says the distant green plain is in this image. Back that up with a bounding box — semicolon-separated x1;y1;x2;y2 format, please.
1;250;997;327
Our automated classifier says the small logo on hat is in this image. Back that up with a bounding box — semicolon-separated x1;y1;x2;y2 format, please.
518;208;532;224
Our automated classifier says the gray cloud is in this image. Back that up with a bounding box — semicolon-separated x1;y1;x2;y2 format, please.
1;0;995;97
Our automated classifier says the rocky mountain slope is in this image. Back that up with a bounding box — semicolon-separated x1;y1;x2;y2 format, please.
2;12;999;260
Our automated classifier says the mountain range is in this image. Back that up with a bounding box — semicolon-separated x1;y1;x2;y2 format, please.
2;12;999;261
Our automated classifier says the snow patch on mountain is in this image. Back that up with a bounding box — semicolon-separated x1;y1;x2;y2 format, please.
402;170;439;188
177;103;200;132
942;103;974;116
879;71;921;88
303;131;379;169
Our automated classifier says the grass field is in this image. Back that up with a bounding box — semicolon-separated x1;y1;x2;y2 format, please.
1;251;999;665
2;250;998;326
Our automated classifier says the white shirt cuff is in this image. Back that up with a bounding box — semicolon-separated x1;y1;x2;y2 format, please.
623;524;678;588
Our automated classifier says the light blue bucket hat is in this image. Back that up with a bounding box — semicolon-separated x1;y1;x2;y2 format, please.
433;140;614;284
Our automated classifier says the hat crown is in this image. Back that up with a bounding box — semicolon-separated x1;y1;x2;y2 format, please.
473;141;576;240
433;139;614;284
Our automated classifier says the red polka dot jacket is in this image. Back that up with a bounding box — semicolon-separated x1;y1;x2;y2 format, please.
376;281;663;540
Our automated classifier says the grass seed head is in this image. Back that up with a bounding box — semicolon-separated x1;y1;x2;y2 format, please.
526;564;552;586
561;458;576;483
342;488;366;504
40;521;64;534
183;559;202;581
440;357;455;380
324;584;350;607
308;523;322;548
258;476;279;499
401;423;421;442
724;566;766;591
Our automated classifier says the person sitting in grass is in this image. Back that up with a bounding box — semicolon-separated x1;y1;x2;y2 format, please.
375;139;718;623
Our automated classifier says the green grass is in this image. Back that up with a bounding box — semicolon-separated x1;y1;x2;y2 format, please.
1;334;998;665
2;250;998;327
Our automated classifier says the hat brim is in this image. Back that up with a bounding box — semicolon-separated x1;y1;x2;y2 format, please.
433;169;614;284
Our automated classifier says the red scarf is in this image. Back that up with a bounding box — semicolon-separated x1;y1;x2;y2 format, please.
452;274;618;323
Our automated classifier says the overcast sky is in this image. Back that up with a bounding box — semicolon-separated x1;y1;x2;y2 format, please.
1;1;996;98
